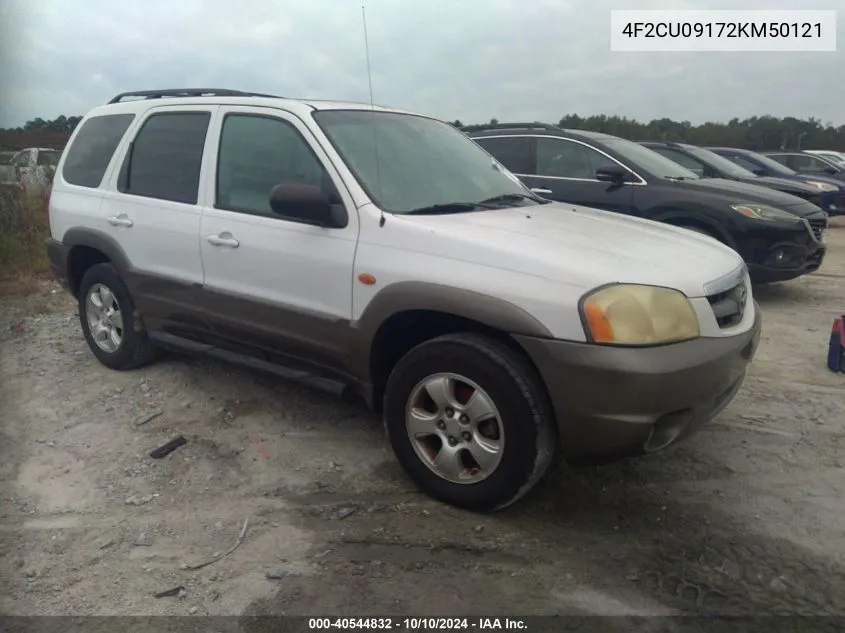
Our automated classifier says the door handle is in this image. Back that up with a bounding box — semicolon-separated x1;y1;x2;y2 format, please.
107;214;134;227
530;188;553;195
207;233;240;248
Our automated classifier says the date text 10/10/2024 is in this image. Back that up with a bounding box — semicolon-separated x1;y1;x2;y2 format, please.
308;618;528;630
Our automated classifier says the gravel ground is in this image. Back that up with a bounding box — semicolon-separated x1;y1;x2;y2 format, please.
1;219;844;619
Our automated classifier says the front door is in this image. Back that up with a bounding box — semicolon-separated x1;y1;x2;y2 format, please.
521;136;636;216
196;106;359;375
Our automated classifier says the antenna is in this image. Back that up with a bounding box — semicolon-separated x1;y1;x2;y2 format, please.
362;5;385;227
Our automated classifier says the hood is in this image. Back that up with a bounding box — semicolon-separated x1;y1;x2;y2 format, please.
748;175;821;195
676;177;823;218
790;173;845;189
391;203;744;299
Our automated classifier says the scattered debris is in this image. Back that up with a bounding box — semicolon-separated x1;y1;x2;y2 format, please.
98;538;116;550
474;525;484;533
265;568;288;580
134;532;155;547
333;506;358;520
133;410;163;427
149;435;187;459
189;606;198;615
329;461;343;473
153;586;186;599
125;494;156;506
248;435;270;459
182;517;250;570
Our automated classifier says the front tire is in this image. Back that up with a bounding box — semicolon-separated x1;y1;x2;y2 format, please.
383;333;557;512
78;263;155;370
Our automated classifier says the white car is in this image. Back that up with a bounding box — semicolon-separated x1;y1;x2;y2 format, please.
46;88;761;512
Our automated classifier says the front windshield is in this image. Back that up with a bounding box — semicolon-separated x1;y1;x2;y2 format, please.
313;110;534;213
817;152;845;167
744;151;796;175
601;138;700;180
689;147;756;178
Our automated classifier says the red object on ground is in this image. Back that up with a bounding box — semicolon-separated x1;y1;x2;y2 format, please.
828;315;845;373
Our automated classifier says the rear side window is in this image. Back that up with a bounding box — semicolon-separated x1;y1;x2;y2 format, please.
37;151;61;166
62;114;135;188
473;136;534;174
119;112;211;205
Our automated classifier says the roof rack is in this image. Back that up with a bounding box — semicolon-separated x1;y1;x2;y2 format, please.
107;88;282;104
460;121;562;132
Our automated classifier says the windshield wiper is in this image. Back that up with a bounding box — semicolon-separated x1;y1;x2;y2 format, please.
664;175;694;181
478;192;550;205
405;202;496;215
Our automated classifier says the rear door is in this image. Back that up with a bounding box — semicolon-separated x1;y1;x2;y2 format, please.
99;105;214;327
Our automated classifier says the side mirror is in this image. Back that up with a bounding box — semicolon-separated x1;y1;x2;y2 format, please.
269;184;346;228
823;167;838;175
595;165;629;184
752;168;765;176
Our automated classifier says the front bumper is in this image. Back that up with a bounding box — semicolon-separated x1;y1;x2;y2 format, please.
738;215;826;284
514;304;762;461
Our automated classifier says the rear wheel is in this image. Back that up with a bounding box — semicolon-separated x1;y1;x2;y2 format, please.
78;263;156;370
383;333;557;512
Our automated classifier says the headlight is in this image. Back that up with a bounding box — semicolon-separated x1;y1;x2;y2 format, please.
730;203;800;222
581;284;700;346
804;181;838;193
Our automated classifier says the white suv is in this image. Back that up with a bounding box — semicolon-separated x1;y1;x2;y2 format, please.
46;88;762;512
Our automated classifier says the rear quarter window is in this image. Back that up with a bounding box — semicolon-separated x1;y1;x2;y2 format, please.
62;114;136;188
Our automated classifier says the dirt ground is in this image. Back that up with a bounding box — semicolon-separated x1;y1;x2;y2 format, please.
1;219;844;620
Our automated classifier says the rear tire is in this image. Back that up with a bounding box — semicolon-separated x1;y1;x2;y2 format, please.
383;333;557;512
78;263;156;370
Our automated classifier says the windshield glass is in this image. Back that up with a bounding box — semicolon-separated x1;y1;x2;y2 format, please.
742;151;796;175
601;138;700;180
689;147;755;178
817;152;845;167
312;110;534;213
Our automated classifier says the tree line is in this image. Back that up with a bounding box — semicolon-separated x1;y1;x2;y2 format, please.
455;114;845;151
2;113;845;152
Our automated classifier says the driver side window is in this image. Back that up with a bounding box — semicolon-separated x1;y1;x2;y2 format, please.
536;138;615;180
216;114;329;217
792;154;829;172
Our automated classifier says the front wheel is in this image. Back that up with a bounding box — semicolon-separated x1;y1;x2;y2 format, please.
383;333;557;512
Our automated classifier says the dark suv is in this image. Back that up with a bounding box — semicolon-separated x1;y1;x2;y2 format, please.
706;147;845;216
640;141;827;207
466;123;827;284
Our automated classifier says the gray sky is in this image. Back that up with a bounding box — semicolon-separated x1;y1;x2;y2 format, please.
1;0;843;128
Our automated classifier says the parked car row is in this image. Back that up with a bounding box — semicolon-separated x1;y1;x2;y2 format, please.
466;123;829;285
0;146;62;192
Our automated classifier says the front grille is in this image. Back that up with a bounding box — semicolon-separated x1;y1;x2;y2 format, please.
806;216;827;243
707;282;747;329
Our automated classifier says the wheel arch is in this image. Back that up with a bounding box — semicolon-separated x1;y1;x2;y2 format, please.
351;282;554;413
61;228;131;296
